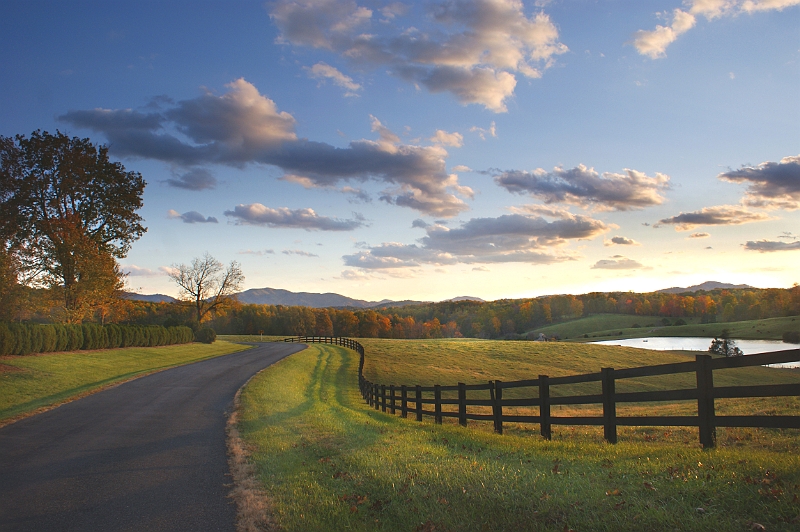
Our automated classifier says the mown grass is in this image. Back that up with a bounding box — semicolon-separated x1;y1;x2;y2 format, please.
534;314;799;342
239;341;800;531
0;340;250;424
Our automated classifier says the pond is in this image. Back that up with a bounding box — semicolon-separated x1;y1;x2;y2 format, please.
591;337;800;368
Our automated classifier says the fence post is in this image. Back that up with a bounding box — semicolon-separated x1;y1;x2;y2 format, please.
401;385;408;418
458;382;467;427
381;385;387;412
601;368;617;444
491;380;503;435
539;375;551;440
390;385;396;415
434;385;443;424
696;354;716;449
415;385;423;422
373;384;379;410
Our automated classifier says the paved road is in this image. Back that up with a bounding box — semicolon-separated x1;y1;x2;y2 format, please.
0;342;306;532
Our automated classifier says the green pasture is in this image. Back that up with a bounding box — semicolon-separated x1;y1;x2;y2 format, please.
0;340;249;423
532;314;799;341
238;340;800;531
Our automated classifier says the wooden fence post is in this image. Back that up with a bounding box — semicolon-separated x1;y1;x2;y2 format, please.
415;385;423;422
373;384;379;410
390;385;396;415
491;380;503;435
539;375;551;440
458;382;467;427
434;385;443;424
401;385;408;418
381;385;387;412
601;368;617;444
696;354;716;448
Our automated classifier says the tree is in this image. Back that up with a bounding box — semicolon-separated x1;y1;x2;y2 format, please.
168;253;244;324
0;130;145;320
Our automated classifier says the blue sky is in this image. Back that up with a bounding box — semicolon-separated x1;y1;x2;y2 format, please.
2;0;798;301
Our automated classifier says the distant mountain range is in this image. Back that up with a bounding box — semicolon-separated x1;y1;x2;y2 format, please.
656;281;754;294
121;292;177;303
122;282;749;308
235;287;426;309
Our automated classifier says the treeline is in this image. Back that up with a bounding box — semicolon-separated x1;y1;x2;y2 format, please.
119;285;800;340
0;323;193;356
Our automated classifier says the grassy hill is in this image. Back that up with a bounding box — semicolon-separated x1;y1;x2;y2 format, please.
237;339;800;531
530;314;799;342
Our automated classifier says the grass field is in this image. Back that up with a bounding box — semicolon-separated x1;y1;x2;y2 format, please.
0;340;250;424
238;340;800;531
532;314;799;342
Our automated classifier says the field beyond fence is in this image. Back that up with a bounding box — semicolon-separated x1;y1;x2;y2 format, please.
282;336;800;448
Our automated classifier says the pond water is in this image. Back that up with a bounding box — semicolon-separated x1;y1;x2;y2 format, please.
591;337;800;368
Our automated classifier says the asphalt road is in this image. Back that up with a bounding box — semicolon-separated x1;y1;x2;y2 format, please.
0;342;306;532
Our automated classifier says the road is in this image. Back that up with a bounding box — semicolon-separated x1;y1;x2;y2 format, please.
0;342;306;532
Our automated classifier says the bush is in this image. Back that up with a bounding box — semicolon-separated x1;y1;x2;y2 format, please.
674;318;687;326
783;330;800;344
195;327;216;344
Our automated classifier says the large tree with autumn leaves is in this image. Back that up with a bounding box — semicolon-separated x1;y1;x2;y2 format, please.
0;130;146;322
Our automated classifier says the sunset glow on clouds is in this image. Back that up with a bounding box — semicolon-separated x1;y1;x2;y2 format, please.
2;0;798;300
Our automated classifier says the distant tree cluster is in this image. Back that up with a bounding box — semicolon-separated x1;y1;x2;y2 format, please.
119;285;800;340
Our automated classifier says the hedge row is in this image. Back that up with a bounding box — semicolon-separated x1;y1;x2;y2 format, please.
0;323;195;356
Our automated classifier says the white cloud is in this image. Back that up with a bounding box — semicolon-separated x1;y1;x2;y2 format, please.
495;164;670;211
688;232;711;238
604;236;640;246
743;239;800;252
343;209;609;269
634;1;800;58
430;129;464;147
306;62;362;95
282;249;320;257
718;154;800;210
470;121;497;139
60;79;472;217
224;204;367;231
122;265;160;277
656;204;772;230
633;9;696;59
591;257;646;270
167;209;219;224
269;0;568;112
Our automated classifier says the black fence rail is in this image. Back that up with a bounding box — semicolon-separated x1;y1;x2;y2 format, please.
281;336;800;448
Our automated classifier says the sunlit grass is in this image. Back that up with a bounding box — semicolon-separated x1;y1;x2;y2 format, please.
533;314;800;341
0;340;250;423
239;341;800;531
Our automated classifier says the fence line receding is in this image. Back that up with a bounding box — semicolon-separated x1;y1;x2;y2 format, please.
281;336;800;448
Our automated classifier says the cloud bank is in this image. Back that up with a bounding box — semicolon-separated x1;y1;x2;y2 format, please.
60;78;472;217
270;0;568;112
343;208;609;269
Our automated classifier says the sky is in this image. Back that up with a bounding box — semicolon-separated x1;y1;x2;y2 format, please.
1;0;798;302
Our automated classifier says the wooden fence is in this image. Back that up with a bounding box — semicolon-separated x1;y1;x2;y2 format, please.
281;336;800;448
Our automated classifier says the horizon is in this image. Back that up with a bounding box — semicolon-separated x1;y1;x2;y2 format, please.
2;1;798;302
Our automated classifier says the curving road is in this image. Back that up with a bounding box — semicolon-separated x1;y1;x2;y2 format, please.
0;342;306;532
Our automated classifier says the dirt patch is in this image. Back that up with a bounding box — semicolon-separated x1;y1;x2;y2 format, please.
0;363;24;373
227;382;279;532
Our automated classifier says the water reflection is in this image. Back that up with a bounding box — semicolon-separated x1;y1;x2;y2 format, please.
591;337;800;368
